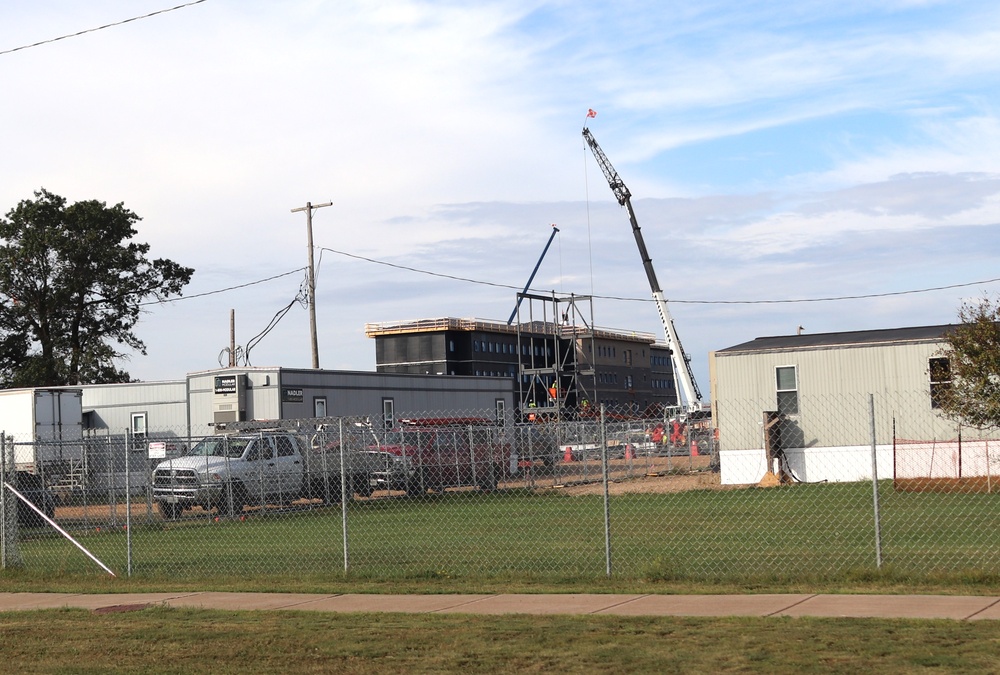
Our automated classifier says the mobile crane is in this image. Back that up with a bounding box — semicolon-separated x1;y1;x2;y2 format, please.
582;126;703;410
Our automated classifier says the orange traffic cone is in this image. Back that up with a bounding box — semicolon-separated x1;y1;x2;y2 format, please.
624;444;634;460
564;446;574;462
691;441;699;457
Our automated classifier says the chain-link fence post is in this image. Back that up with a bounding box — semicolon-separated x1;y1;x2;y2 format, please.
869;394;883;569
339;418;349;572
125;427;133;577
1;433;23;569
600;405;612;577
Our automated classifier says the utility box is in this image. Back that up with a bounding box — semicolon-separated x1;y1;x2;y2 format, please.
0;388;84;474
212;374;247;426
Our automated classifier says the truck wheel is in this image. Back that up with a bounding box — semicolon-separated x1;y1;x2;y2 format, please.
354;475;374;498
404;470;427;497
224;482;246;517
159;502;182;520
478;465;499;492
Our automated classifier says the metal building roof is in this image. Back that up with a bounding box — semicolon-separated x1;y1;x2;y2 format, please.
717;324;960;353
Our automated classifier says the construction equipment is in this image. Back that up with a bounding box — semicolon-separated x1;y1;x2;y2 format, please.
507;224;560;325
582;126;702;410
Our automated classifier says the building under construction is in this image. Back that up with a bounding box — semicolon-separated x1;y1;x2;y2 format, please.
365;293;679;420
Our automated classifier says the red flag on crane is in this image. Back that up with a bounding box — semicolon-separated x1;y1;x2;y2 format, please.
587;108;597;118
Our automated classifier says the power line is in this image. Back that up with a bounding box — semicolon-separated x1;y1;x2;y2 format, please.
135;247;1000;310
319;247;519;291
1;0;209;56
318;246;1000;305
139;267;306;306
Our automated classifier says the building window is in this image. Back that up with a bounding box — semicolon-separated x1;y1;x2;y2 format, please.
474;341;480;352
313;397;327;418
449;340;455;352
929;357;951;409
382;398;395;430
776;365;799;415
130;412;147;437
495;398;506;425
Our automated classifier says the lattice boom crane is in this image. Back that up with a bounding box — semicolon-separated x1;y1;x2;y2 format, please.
582;126;702;408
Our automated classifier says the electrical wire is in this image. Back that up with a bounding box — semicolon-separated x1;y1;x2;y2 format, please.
138;267;305;306
1;0;209;56
243;297;299;366
318;246;1000;305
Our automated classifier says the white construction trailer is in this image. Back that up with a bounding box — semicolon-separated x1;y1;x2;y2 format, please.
0;388;84;475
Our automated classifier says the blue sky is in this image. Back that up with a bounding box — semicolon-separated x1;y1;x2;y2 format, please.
2;0;999;399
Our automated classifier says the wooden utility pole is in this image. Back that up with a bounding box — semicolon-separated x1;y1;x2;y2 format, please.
229;309;236;367
291;201;332;369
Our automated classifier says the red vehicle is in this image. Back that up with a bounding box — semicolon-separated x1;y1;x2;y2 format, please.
372;417;511;494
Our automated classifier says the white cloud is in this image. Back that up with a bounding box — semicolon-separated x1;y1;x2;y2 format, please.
2;0;1000;392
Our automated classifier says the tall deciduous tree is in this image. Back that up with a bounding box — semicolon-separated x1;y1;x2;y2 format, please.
0;188;193;386
938;296;1000;429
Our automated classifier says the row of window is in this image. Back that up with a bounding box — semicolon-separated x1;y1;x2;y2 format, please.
651;355;670;367
475;369;519;378
472;340;552;358
774;357;952;416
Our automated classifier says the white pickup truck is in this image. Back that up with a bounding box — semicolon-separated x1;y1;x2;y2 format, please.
150;429;358;519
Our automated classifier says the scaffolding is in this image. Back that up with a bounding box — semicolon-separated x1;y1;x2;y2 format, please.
513;292;598;421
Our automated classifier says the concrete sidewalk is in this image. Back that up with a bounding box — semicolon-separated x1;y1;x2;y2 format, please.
2;592;1000;620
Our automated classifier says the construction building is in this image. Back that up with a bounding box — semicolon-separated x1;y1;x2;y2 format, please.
366;308;679;418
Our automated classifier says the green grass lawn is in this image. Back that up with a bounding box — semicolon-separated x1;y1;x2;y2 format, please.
5;481;1000;590
2;608;999;674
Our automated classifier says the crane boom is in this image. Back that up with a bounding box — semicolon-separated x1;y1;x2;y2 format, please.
508;224;560;325
582;127;702;407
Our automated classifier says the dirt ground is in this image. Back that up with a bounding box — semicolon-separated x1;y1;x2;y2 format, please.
546;469;729;496
49;456;732;522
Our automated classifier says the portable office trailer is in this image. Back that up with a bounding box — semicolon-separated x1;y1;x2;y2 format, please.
187;367;516;436
709;325;980;484
0;388;83;474
76;380;189;438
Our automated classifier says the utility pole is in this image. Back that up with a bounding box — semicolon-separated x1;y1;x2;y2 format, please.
291;200;332;369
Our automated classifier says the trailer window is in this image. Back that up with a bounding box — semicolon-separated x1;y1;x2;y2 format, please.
382;398;395;430
929;357;951;409
776;366;799;415
313;397;327;418
130;412;147;436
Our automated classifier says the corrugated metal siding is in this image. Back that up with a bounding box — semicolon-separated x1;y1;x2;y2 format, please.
713;339;970;450
78;381;189;432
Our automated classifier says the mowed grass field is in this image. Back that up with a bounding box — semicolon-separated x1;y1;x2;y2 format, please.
2;608;1000;674
6;480;1000;591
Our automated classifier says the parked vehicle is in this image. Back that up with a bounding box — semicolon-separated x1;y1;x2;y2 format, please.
503;423;559;467
368;417;512;494
354;449;416;495
13;471;56;528
150;429;365;519
0;388;83;477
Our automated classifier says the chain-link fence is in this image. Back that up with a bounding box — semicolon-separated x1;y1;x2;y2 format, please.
2;393;998;583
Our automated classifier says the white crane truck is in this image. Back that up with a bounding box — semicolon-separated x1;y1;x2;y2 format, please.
582;126;703;412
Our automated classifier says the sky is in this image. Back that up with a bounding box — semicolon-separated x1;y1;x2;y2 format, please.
2;0;999;399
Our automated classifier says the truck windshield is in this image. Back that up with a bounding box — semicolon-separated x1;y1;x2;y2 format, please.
187;437;252;458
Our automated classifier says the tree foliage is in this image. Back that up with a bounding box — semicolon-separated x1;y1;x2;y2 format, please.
938;295;1000;429
0;188;193;387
